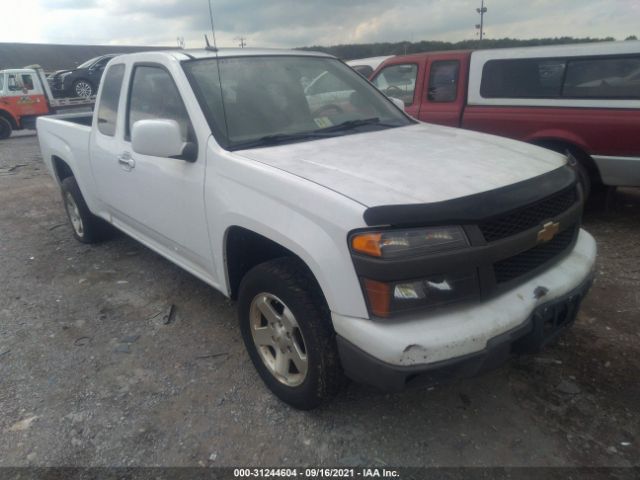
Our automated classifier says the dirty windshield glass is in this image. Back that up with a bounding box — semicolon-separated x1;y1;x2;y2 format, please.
183;55;411;149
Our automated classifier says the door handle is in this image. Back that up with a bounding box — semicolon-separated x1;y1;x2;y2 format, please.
117;153;135;169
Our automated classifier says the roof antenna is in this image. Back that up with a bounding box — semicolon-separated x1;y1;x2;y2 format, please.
206;0;218;51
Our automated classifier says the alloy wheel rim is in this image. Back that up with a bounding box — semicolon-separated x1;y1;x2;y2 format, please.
249;292;308;387
65;192;84;237
75;82;92;97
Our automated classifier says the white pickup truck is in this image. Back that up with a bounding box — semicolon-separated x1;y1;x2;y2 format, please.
37;49;596;409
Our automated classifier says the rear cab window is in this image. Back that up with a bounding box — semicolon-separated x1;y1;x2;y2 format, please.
96;64;125;136
372;63;418;106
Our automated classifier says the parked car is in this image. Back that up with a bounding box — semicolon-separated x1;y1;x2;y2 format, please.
346;55;394;77
48;54;120;98
0;65;94;139
37;49;596;409
370;41;640;194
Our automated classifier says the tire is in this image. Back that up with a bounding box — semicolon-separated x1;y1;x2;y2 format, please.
60;177;110;243
238;257;345;409
0;117;12;140
72;79;94;98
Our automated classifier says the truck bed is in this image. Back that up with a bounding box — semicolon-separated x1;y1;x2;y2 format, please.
36;112;96;205
45;112;93;127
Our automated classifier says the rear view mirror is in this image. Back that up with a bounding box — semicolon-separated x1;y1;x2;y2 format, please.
390;97;405;111
131;119;196;161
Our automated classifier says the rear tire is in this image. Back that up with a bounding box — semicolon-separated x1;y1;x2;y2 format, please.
60;177;111;243
238;257;345;409
0;117;12;140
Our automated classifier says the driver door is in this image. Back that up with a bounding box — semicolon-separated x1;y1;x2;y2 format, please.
371;60;425;118
92;64;214;280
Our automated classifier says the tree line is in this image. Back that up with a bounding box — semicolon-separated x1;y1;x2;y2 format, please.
299;36;638;60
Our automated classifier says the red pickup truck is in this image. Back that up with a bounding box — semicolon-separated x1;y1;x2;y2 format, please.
369;41;640;194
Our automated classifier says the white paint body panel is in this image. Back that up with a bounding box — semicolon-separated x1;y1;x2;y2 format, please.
37;49;596;368
237;123;566;207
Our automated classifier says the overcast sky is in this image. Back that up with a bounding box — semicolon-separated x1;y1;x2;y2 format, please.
2;0;638;48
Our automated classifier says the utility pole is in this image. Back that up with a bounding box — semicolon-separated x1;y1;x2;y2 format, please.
476;0;487;43
236;36;247;48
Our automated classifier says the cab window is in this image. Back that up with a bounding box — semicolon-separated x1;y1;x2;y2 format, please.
96;64;125;136
21;75;35;91
372;64;418;106
7;75;20;91
7;74;35;92
127;65;193;142
428;60;459;102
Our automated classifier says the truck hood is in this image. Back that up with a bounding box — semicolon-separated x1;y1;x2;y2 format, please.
235;123;566;207
50;70;73;77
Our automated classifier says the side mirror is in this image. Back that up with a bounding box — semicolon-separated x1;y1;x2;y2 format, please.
131;119;196;161
390;96;405;111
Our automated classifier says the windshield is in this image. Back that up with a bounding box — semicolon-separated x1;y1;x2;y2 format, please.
77;56;101;69
183;55;412;150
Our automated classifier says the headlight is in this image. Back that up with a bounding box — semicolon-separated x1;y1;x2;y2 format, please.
350;226;468;259
362;271;480;317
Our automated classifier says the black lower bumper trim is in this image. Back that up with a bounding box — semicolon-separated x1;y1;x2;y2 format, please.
337;274;594;391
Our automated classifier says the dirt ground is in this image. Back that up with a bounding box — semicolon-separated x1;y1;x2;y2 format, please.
0;132;638;468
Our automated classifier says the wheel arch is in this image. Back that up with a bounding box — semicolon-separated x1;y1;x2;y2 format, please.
528;134;603;186
52;155;75;184
0;109;18;130
224;226;321;301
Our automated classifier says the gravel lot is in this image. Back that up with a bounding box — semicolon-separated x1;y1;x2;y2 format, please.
0;132;638;468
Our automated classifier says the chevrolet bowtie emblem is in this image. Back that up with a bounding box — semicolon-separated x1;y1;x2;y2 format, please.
537;221;560;243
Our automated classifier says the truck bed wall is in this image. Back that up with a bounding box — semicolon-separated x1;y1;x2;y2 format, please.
36;114;102;213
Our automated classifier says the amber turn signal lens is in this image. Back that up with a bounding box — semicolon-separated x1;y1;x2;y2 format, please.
351;233;383;257
362;278;391;318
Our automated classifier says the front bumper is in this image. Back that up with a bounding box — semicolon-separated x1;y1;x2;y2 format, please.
48;76;68;95
333;228;596;390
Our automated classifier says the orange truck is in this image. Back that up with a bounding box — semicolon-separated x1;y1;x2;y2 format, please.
0;65;94;139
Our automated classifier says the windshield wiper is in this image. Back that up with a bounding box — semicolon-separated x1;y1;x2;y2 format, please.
231;118;402;150
232;131;335;150
316;117;400;133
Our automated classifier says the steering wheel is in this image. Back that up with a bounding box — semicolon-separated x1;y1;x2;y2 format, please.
313;104;344;117
385;85;403;97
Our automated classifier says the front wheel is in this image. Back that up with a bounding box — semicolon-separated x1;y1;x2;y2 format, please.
0;117;12;140
238;258;345;409
73;79;94;97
